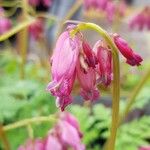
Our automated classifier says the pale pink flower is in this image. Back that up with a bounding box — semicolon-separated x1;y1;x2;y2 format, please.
18;139;44;150
45;135;62;150
76;61;99;101
139;146;150;150
113;33;143;66
0;17;12;35
93;40;112;86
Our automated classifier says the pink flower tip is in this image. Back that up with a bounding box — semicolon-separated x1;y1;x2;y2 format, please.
113;33;143;66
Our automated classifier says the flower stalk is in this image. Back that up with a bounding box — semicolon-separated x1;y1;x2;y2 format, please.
3;115;56;131
119;68;150;125
71;22;120;150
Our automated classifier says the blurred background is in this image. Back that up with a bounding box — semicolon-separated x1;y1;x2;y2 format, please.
0;0;150;149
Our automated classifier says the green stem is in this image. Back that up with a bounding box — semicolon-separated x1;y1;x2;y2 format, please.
72;22;120;150
119;68;150;125
3;116;56;131
0;18;34;42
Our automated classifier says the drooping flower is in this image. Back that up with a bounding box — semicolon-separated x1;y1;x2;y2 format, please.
29;19;44;40
45;112;85;150
46;27;81;110
76;60;99;101
113;33;143;66
129;6;150;30
82;41;97;68
93;40;112;86
139;146;150;150
18;139;44;150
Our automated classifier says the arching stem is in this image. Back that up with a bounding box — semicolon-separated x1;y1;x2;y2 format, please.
71;22;120;150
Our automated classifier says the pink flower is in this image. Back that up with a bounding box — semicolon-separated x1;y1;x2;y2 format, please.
29;19;44;40
0;17;12;35
76;61;99;101
45;112;85;150
29;0;52;7
105;1;116;22
129;6;150;30
139;146;150;150
93;40;112;86
113;33;143;66
45;135;62;150
82;41;97;68
60;112;83;138
47;28;81;110
29;0;40;6
18;139;44;150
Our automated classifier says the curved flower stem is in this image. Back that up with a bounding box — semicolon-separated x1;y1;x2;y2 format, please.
71;22;120;150
118;68;150;125
3;115;56;131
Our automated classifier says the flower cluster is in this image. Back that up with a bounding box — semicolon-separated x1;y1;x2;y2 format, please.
129;6;150;30
18;112;84;150
84;0;126;22
29;0;52;7
0;8;12;35
47;25;143;111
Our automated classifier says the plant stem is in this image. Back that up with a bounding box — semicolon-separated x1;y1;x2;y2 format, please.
72;22;120;150
119;68;150;125
18;0;29;79
3;116;56;131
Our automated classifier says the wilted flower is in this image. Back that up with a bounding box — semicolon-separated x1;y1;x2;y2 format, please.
29;19;44;40
129;6;150;30
139;146;150;150
18;139;44;150
113;33;143;66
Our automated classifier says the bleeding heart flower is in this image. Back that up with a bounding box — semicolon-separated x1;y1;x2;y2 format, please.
76;61;99;101
47;27;81;110
18;139;44;150
93;40;112;86
113;33;143;66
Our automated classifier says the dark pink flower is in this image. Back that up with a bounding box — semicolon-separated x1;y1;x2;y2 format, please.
18;139;44;150
76;61;99;101
113;33;143;66
29;19;44;40
93;40;112;86
139;146;150;150
0;17;12;35
82;41;97;68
